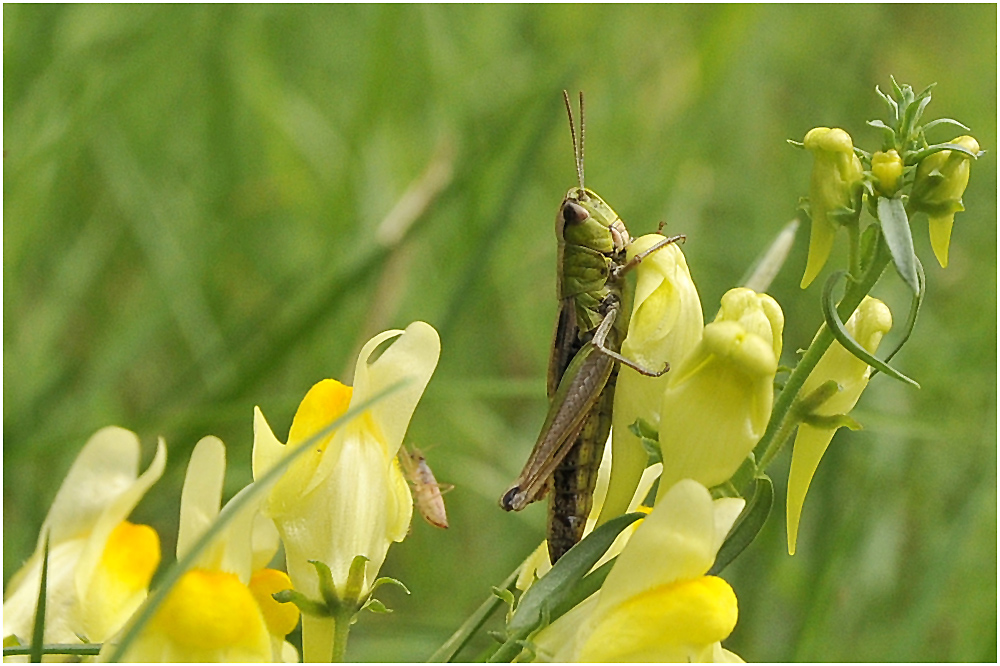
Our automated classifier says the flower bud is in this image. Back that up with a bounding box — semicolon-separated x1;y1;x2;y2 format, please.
600;236;704;524
801;127;864;288
911;135;980;267
786;296;892;555
871;149;904;197
656;289;783;496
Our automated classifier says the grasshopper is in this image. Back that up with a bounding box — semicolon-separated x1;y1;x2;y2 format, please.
500;92;681;563
399;444;451;529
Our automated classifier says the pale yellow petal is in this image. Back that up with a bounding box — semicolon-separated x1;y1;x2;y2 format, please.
597;480;716;611
352;321;441;459
252;406;286;480
177;436;226;566
74;437;166;604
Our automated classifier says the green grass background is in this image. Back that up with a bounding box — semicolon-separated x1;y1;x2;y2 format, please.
4;5;996;662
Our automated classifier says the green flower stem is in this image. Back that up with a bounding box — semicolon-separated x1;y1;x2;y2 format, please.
756;406;802;471
331;610;353;663
847;221;862;278
752;239;890;474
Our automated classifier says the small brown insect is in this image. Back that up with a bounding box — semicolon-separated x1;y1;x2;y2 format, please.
398;445;451;529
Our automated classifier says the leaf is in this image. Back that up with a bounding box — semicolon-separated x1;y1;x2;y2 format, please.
906;142;981;165
821;271;920;387
709;476;773;575
30;532;50;664
740;218;799;293
549;559;615;621
867;119;897;148
371;576;411;596
361;598;392;614
506;512;643;636
877;197;920;294
875;85;899;125
801;413;863;431
921;117;971;134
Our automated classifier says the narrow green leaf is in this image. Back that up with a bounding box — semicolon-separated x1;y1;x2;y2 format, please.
740;218;799;293
909;94;933;132
29;532;50;663
629;418;662;465
362;598;392;614
310;559;340;609
875;85;899;125
821;271;920;387
709;476;773;575
906;142;981;165
628;417;659;442
370;576;410;596
801;413;863;431
343;555;370;606
506;513;643;636
877;197;920;294
867;119;897;148
921;118;971;134
549;558;615;621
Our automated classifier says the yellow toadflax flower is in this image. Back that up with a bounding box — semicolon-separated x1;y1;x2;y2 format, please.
871;149;904;197
533;479;746;662
786;296;892;555
252;321;440;662
2;427;165;651
801;127;864;288
116;436;299;662
910;135;981;268
600;235;704;525
656;288;783;497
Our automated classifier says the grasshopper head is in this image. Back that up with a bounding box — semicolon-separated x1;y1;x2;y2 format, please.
559;186;630;254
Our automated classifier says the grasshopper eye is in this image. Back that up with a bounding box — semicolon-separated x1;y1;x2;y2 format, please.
563;201;590;225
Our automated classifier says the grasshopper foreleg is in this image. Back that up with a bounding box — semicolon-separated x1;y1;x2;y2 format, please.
610;233;686;281
590;297;669;377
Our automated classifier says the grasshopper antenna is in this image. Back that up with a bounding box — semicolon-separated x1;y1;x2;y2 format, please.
563;90;586;190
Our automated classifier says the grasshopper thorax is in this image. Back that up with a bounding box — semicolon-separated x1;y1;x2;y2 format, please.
559;187;630;256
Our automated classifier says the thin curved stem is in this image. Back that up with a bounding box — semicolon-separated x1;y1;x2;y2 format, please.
751;240;891;474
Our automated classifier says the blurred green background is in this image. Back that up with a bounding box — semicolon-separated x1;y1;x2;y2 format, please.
4;5;996;662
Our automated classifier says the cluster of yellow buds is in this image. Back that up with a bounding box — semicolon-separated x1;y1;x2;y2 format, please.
797;80;982;289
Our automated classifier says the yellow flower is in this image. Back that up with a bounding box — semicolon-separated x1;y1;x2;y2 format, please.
871;149;904;197
786;297;892;555
117;436;298;662
801;127;864;288
2;427;165;649
252;321;440;662
600;235;704;525
911;135;980;267
656;289;782;496
533;480;745;662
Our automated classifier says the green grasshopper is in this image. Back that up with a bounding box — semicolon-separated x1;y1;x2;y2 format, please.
500;92;681;563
